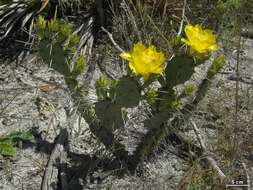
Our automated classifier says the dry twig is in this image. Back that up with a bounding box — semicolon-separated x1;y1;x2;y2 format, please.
190;119;226;179
190;119;243;190
41;128;68;190
101;26;124;53
177;0;187;37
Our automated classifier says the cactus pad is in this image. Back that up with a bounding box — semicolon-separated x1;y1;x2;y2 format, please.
115;77;141;108
165;56;195;88
95;100;124;131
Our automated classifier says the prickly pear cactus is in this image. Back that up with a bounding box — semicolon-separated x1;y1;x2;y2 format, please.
94;76;141;130
36;16;86;94
95;100;126;131
34;13;226;171
165;56;195;88
115;76;141;108
38;40;71;76
153;88;176;112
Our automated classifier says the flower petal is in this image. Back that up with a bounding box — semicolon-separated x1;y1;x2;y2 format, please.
120;42;165;81
181;38;191;46
209;44;219;51
182;24;219;55
120;52;132;61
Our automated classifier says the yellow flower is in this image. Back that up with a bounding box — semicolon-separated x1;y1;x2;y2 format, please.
181;24;219;54
120;43;165;81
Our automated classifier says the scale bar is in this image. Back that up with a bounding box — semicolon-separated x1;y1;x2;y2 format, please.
226;184;249;187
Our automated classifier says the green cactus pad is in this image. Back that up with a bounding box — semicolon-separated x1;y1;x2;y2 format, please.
38;40;70;76
38;39;51;64
95;100;124;131
115;77;141;108
165;56;195;88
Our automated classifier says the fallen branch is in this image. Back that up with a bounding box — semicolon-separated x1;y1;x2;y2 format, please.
190;119;207;150
59;147;68;190
41;128;68;190
190;120;243;190
191;119;227;180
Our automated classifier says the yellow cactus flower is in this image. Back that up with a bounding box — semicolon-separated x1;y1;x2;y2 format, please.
181;24;219;54
120;43;165;81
